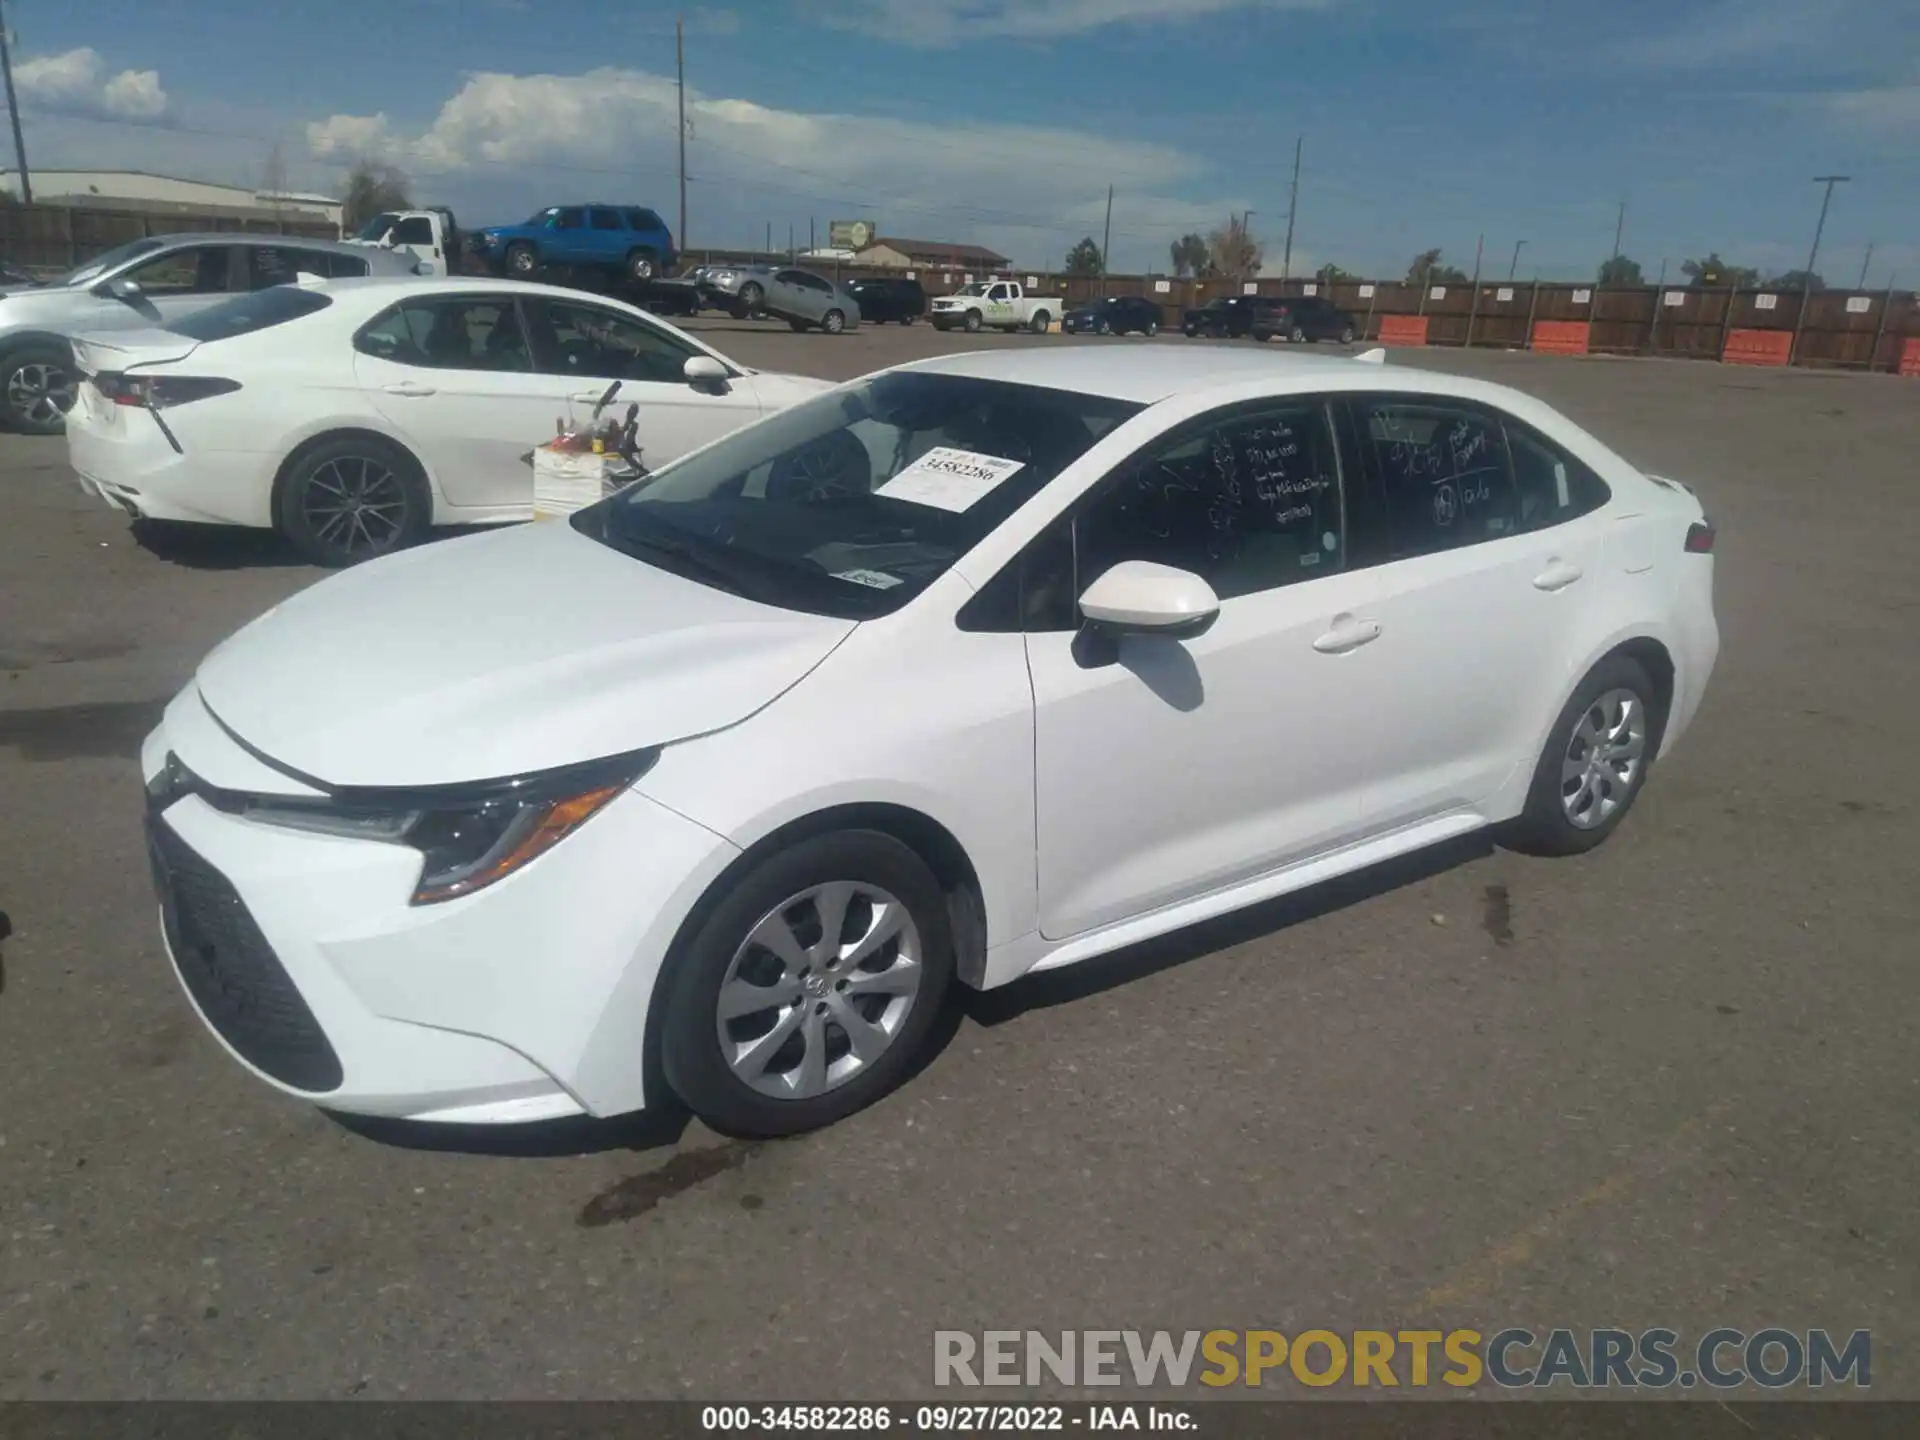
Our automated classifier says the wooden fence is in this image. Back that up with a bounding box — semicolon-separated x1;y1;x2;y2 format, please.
687;247;1917;373
1;201;339;274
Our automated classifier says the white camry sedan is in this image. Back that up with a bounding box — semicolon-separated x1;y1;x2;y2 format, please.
140;347;1718;1136
65;276;834;566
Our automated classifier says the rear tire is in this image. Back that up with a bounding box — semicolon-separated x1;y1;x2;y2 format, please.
1146;320;1160;336
789;318;811;332
1340;324;1356;344
1;342;76;435
1502;655;1660;857
1289;324;1308;344
659;830;955;1138
901;313;916;325
821;309;846;334
1029;310;1051;334
626;249;657;281
276;434;431;569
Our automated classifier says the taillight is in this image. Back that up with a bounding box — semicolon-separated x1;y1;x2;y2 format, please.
1684;520;1716;554
100;374;240;409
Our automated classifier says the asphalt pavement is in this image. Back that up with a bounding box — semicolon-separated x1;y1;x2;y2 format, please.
1;321;1915;1400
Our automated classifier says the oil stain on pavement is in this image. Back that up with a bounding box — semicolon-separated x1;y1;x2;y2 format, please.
1481;884;1515;946
578;1141;763;1228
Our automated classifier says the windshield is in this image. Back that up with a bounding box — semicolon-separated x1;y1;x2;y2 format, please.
585;372;1143;618
354;213;402;241
52;238;164;288
166;287;333;341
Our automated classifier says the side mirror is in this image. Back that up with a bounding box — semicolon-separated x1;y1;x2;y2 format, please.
1078;560;1220;639
106;277;144;301
683;355;729;387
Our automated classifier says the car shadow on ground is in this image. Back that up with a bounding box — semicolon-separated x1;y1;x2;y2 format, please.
131;520;493;571
333;833;1493;1162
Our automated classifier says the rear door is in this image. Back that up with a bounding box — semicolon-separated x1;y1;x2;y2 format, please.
1334;393;1614;824
521;293;765;468
770;270;823;322
351;292;550;510
588;208;628;264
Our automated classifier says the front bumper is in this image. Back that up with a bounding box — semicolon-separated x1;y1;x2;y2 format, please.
141;689;741;1123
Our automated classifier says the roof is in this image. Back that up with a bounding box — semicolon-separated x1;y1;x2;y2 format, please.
896;345;1468;406
865;237;1010;264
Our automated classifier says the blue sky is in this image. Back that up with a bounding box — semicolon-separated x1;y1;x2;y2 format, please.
10;0;1918;284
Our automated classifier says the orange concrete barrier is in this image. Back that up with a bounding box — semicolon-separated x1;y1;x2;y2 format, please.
1901;337;1920;377
1377;315;1429;346
1530;320;1591;355
1722;329;1794;367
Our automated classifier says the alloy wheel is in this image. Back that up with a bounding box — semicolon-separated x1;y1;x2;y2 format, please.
1560;688;1647;829
715;881;924;1101
7;361;76;428
300;455;410;560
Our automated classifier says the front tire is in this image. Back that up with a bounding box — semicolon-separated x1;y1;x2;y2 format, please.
1289;324;1308;343
1146;320;1160;336
505;242;539;277
1503;655;1660;857
660;830;955;1137
2;342;77;435
963;310;983;333
1340;324;1356;344
276;434;430;568
738;282;765;317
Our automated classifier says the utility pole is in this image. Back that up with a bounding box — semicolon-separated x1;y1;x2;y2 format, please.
1857;240;1874;290
1611;198;1625;262
1509;239;1526;280
675;17;687;251
0;3;31;204
1794;175;1850;362
809;217;815;254
1100;183;1113;297
1282;136;1301;281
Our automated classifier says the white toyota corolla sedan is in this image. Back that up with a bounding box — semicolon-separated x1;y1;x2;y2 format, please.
141;346;1719;1136
65;276;834;566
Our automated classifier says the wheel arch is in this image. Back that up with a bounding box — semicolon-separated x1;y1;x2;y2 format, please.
269;426;437;531
637;800;989;1113
1540;631;1678;771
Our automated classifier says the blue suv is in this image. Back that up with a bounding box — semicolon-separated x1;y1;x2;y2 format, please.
472;205;678;281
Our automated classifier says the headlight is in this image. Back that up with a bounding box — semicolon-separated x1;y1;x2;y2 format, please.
236;751;655;905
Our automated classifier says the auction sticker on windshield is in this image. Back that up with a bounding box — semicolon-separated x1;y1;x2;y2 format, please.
876;447;1025;513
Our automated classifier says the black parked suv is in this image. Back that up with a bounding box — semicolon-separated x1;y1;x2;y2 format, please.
1061;294;1163;335
846;276;927;324
1180;294;1279;338
1249;294;1358;344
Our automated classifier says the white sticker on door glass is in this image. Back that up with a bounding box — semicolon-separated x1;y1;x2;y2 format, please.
876;447;1026;512
834;568;903;590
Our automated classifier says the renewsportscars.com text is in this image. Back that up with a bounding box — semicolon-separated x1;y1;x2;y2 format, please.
933;1328;1871;1390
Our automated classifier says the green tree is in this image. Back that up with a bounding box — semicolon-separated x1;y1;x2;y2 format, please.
1169;233;1210;278
342;162;413;233
1315;262;1358;284
1206;214;1263;283
1063;236;1105;276
1681;253;1758;288
1406;248;1469;287
1597;254;1644;285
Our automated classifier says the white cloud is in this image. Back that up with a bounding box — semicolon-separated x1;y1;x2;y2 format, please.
819;0;1330;45
304;65;1252;266
1817;81;1920;131
14;47;169;119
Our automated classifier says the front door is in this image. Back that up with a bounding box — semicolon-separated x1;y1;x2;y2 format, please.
351;292;552;510
520;294;766;470
1027;397;1392;940
99;243;240;333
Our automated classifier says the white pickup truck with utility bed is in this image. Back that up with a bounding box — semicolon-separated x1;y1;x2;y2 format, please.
929;280;1062;334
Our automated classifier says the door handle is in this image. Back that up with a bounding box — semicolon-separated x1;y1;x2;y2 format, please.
1533;560;1584;592
383;382;436;397
1312;617;1382;654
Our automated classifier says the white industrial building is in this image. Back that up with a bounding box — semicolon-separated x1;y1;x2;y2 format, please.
0;169;343;231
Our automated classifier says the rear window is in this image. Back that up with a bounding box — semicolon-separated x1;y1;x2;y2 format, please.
167;286;333;341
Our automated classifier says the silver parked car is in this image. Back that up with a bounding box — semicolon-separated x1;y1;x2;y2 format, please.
0;233;417;434
699;264;862;333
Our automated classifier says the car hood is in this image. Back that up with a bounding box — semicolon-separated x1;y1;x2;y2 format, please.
193;519;857;789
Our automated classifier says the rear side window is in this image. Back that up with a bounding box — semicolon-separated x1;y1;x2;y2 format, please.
591;208;625;231
167;286;333;341
1353;398;1519;558
355;297;531;372
627;209;665;232
1504;421;1612;531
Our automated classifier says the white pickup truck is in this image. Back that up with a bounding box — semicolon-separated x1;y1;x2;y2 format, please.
345;207;461;277
929;279;1063;334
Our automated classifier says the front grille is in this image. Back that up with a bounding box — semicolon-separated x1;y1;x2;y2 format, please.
147;814;343;1093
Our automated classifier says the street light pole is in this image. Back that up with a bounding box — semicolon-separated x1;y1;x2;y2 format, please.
1281;136;1301;281
1794;175;1850;363
1509;240;1526;280
0;2;31;204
